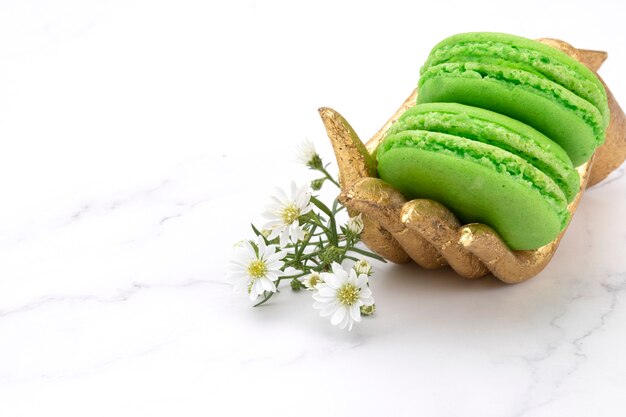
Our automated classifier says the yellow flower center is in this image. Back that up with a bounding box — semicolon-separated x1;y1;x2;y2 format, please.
247;259;267;279
337;284;359;306
280;204;300;224
309;274;321;287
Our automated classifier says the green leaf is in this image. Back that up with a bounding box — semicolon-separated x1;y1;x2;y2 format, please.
348;246;387;263
310;196;333;218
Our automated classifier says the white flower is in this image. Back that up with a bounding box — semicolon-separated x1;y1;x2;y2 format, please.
345;214;364;236
295;138;320;168
263;183;313;247
230;236;287;301
312;262;374;331
301;271;324;290
353;259;372;276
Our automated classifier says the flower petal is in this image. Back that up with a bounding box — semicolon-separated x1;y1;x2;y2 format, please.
283;267;302;276
331;262;348;281
350;303;361;322
260;243;275;259
279;228;290;247
348;269;359;285
274;188;289;205
356;275;369;288
316;286;337;297
322;272;341;289
260;277;276;292
359;286;372;298
339;311;353;330
264;272;279;282
290;182;298;199
346;318;354;331
330;306;347;326
266;250;287;264
257;237;267;254
316;301;340;317
312;291;337;303
242;240;256;258
300;203;313;215
265;227;281;241
253;279;266;295
360;292;375;306
296;192;310;210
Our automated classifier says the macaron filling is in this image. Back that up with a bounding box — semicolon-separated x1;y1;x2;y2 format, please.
419;62;605;146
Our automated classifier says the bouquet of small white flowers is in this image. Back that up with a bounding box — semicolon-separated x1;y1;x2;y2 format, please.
229;139;384;330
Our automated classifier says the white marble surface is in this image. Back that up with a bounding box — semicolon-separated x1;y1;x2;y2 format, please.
1;1;626;416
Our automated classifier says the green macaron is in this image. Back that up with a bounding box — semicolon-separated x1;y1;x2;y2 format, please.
417;32;609;166
377;103;579;250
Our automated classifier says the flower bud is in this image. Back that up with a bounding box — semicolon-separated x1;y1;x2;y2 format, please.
353;259;372;276
360;304;376;316
307;154;324;170
295;139;323;170
346;214;364;236
290;278;304;291
311;178;325;191
319;245;345;265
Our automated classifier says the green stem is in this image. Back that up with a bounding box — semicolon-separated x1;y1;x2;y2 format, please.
295;224;317;261
331;198;341;215
250;223;270;245
278;272;308;280
303;211;333;236
310;196;338;246
308;258;320;266
319;165;340;188
348;246;387;262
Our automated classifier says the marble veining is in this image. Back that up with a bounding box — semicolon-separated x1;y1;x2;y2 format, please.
2;153;624;417
514;271;626;417
1;1;626;416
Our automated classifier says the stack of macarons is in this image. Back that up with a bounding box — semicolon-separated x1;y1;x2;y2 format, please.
376;32;609;250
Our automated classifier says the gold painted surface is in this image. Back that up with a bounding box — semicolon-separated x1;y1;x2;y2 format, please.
366;89;419;155
319;39;626;283
587;81;626;187
318;107;377;189
401;200;489;279
340;178;446;268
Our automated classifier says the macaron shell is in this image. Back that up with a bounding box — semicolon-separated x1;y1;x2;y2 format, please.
377;138;568;250
387;102;580;201
422;32;609;125
426;33;607;91
417;73;596;166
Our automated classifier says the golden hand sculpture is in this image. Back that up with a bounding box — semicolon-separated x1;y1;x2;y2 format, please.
319;39;626;284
